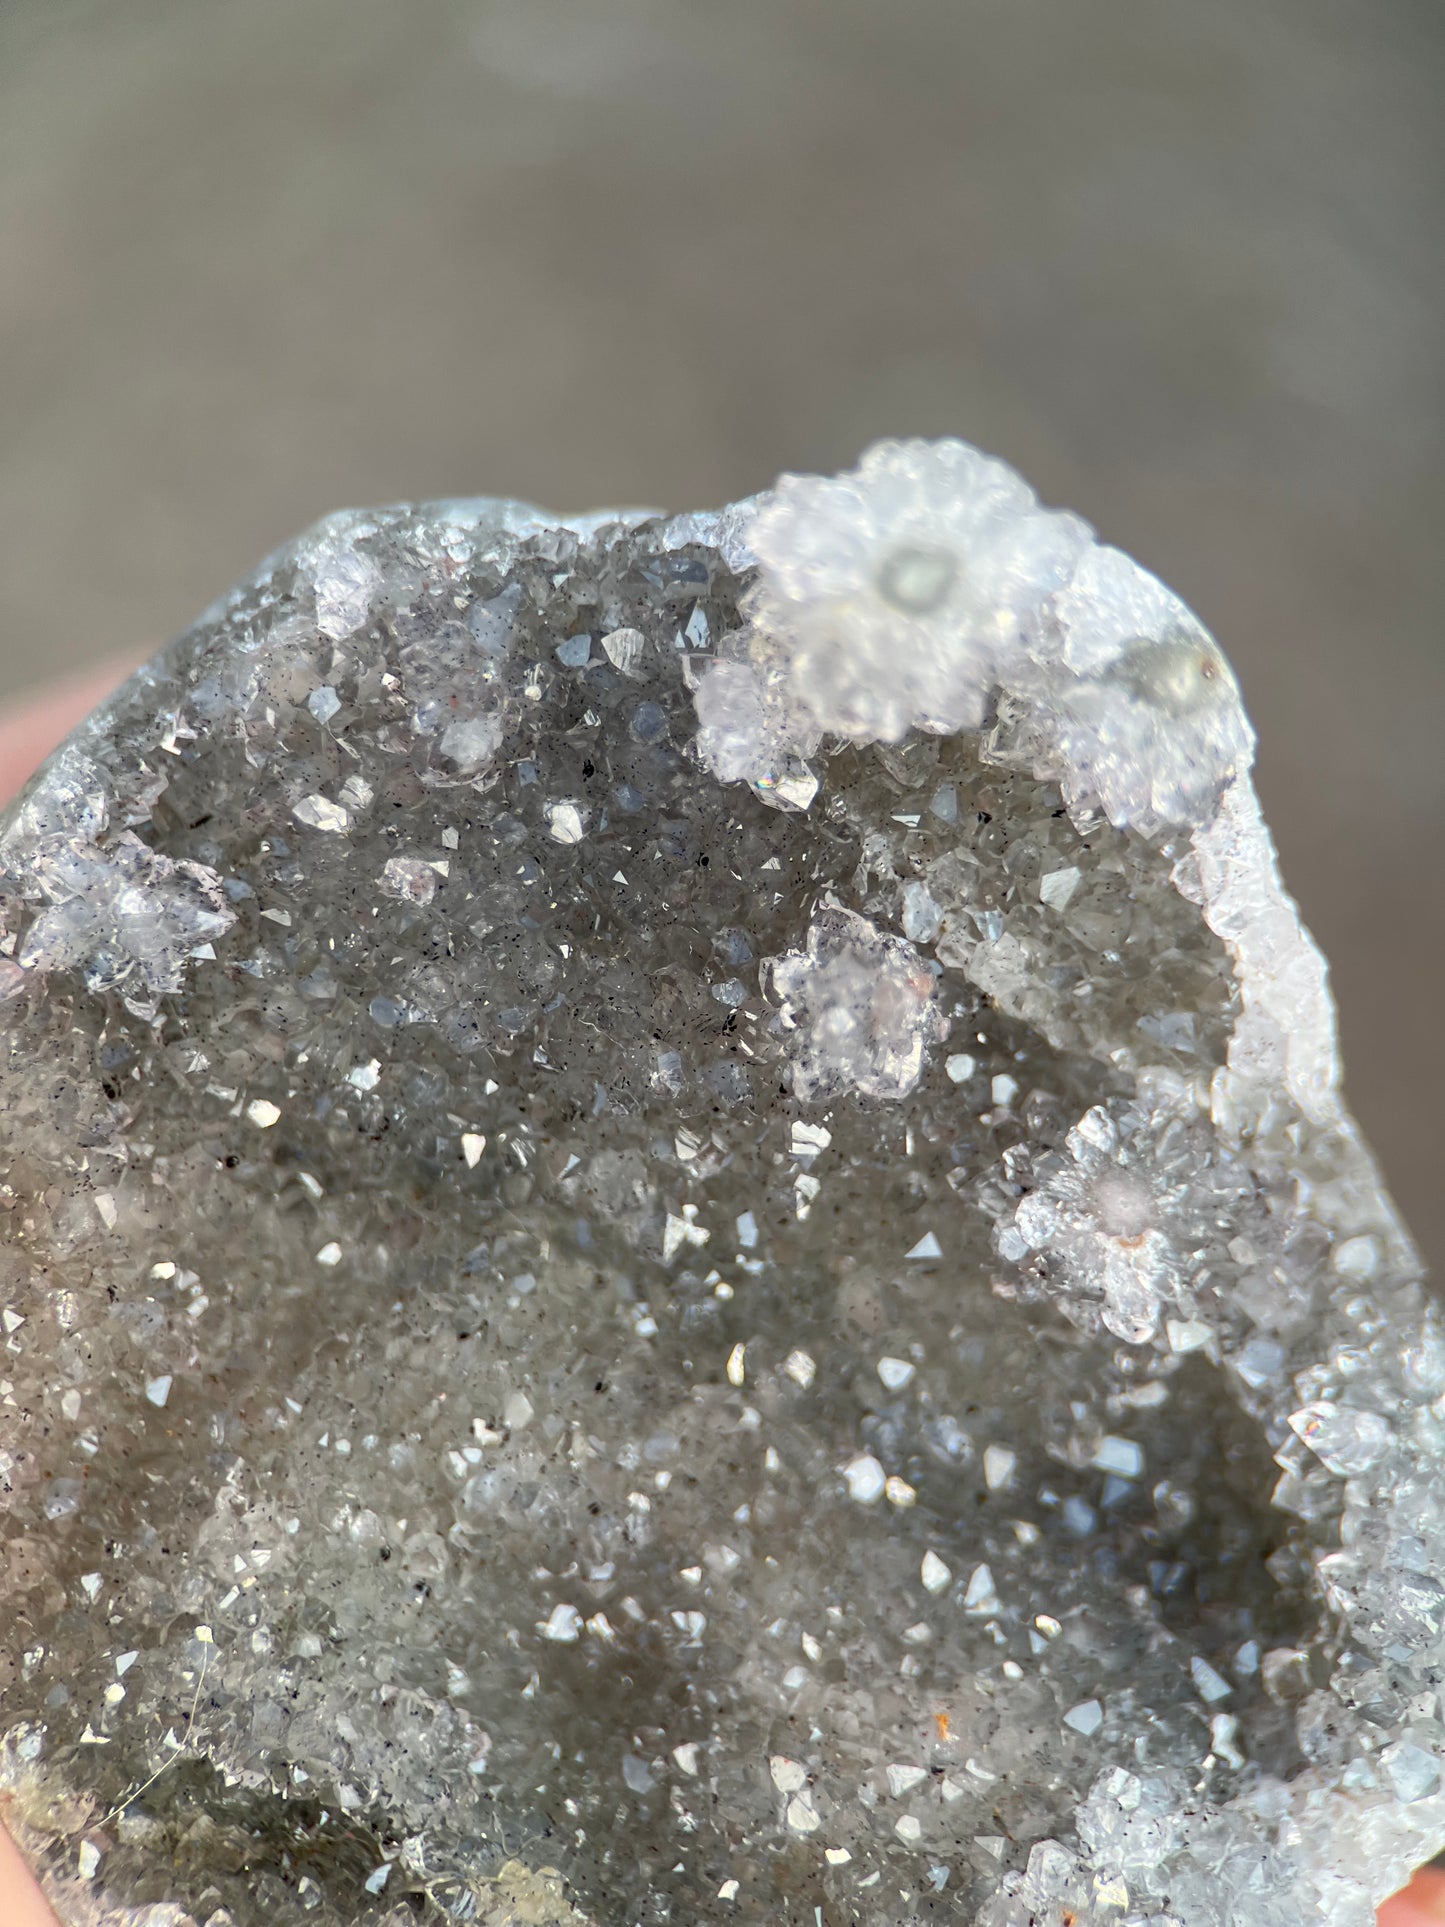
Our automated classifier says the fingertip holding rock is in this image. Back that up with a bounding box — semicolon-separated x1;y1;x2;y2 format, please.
1381;1868;1445;1922
0;660;137;804
0;1816;60;1927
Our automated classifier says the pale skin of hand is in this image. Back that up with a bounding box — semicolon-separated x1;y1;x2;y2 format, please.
0;667;1438;1925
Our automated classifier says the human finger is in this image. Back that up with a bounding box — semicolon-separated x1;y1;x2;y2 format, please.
0;659;138;805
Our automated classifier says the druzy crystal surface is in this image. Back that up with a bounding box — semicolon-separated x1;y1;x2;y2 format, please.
0;442;1439;1927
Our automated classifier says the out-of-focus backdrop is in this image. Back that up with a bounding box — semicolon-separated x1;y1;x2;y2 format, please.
0;0;1441;1268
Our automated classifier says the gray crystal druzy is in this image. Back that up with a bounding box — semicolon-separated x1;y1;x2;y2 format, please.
0;443;1439;1927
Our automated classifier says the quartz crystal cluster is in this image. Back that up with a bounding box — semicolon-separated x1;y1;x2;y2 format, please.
0;442;1438;1927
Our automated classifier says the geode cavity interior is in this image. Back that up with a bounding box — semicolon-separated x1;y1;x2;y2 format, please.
0;443;1440;1927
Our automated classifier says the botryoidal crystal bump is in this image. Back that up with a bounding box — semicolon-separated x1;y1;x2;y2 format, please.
0;441;1438;1926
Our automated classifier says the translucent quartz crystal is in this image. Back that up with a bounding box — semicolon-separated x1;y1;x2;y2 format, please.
0;443;1439;1927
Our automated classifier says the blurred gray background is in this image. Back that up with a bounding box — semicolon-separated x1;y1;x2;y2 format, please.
0;0;1440;1268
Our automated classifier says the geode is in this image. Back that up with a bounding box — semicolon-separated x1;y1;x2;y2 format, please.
0;442;1440;1927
